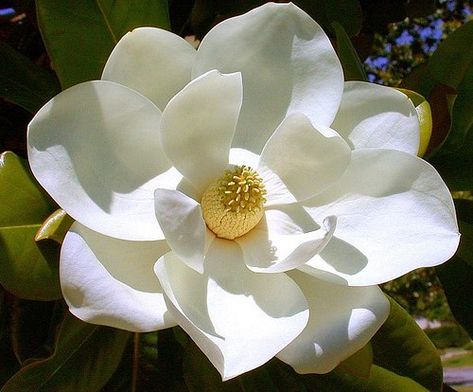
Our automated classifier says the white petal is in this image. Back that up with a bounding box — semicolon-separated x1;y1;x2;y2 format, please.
61;222;176;332
155;239;309;380
277;270;389;374
193;2;344;153
102;27;196;111
259;113;351;201
302;149;460;286
236;210;336;273
154;189;214;273
332;82;420;154
160;70;243;193
28;80;181;241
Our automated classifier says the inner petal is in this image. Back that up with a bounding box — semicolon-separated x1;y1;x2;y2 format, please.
201;165;267;240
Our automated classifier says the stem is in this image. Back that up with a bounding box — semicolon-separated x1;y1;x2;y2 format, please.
131;332;140;392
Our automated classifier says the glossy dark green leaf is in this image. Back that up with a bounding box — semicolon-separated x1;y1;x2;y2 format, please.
436;198;473;337
37;0;170;89
428;21;473;89
370;297;443;391
437;256;473;338
0;152;60;300
35;209;74;244
337;343;372;378
9;298;55;364
303;364;429;391
1;313;131;392
0;42;60;113
332;21;367;81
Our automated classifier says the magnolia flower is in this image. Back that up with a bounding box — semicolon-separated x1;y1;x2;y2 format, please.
27;2;459;381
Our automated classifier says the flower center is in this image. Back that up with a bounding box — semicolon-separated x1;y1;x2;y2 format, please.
201;166;267;240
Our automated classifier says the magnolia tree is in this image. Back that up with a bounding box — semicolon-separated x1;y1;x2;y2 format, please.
0;1;471;391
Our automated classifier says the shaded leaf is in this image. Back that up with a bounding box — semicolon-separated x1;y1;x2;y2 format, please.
9;298;55;364
370;297;443;392
337;343;373;378
1;312;130;392
0;152;60;300
35;209;74;244
0;42;60;113
405;0;435;18
37;0;171;89
437;256;473;338
303;364;429;391
332;21;367;81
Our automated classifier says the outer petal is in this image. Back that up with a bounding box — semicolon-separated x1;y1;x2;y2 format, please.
154;188;214;273
332;82;420;154
236;209;336;273
277;270;389;374
155;239;309;380
193;2;344;153
259;113;351;202
102;27;196;111
160;70;243;193
28;80;181;241
61;222;176;332
302;149;460;286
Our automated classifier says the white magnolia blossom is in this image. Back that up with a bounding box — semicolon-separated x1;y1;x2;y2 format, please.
27;2;459;381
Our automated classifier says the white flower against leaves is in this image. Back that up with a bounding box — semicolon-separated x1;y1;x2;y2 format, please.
27;2;459;381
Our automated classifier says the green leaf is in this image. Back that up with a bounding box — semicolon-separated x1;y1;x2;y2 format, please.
1;312;131;392
428;21;473;89
0;152;60;300
437;256;473;338
370;297;443;392
0;42;60;113
332;21;367;81
37;0;171;89
35;209;74;244
0;152;53;226
436;198;473;337
337;343;372;378
302;364;429;391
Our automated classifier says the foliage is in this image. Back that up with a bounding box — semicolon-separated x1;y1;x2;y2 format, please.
0;0;472;391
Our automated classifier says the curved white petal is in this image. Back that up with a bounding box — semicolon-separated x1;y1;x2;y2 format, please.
28;80;181;241
160;70;243;193
302;149;460;286
259;113;351;201
102;27;196;111
155;239;309;380
277;270;389;374
193;2;344;153
332;82;420;154
154;189;214;273
61;222;176;332
236;210;336;273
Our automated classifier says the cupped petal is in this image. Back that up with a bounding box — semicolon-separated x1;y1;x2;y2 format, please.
193;2;344;153
236;209;336;273
160;70;243;193
154;188;214;273
277;270;389;374
28;80;181;241
302;149;460;286
61;222;176;332
155;239;309;380
332;82;420;154
102;27;196;111
259;113;351;202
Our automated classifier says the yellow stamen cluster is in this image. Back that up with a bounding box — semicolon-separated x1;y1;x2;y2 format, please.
201;166;267;240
